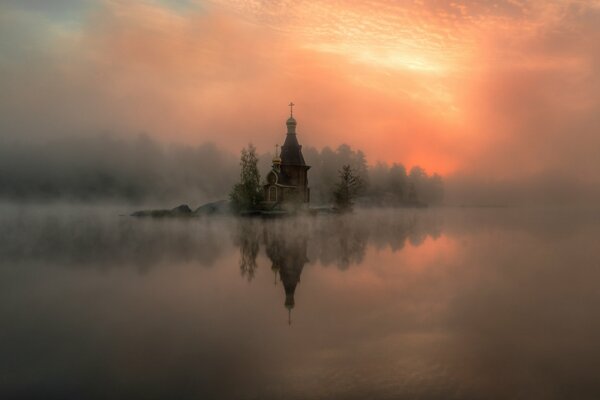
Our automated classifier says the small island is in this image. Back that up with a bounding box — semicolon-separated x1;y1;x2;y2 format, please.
132;103;428;218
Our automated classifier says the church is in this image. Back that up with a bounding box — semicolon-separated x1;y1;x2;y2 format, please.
263;103;311;209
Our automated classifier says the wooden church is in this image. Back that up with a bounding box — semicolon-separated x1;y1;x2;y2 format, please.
263;103;310;209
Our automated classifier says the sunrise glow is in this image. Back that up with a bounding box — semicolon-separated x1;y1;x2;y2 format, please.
2;0;600;179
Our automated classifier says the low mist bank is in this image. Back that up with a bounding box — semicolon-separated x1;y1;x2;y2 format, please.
446;173;600;207
2;204;598;271
0;135;238;206
0;134;597;206
0;134;443;206
0;205;442;271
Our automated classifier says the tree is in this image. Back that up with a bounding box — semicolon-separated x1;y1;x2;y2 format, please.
418;173;444;205
230;144;263;213
368;161;389;198
388;163;407;200
333;165;364;212
304;144;369;203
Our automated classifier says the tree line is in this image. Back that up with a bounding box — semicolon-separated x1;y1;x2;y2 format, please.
232;143;444;212
0;133;443;208
304;144;444;206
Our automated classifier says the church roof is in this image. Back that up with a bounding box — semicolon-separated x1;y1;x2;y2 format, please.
281;134;306;166
280;108;308;166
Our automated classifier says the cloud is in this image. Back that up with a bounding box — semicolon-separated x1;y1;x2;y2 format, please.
460;1;600;180
1;0;599;203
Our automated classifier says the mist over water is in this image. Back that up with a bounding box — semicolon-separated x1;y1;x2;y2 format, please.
2;204;600;399
2;134;599;207
3;1;600;398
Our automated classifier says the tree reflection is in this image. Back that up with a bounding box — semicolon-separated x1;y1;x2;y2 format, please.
334;217;367;269
1;208;441;278
232;210;443;323
233;219;261;281
0;210;232;271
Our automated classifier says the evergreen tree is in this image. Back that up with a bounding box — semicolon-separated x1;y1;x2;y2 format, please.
388;163;407;201
333;164;364;212
303;144;369;203
429;173;445;204
230;144;263;213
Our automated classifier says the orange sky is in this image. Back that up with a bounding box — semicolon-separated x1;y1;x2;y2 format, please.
1;0;600;178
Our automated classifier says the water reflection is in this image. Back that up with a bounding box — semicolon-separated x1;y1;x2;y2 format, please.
6;206;600;399
0;208;233;270
0;206;443;327
230;213;442;323
263;220;309;324
234;220;261;281
0;207;441;272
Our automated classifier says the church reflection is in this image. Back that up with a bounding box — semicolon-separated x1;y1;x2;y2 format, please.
264;223;309;325
232;219;310;324
233;212;443;324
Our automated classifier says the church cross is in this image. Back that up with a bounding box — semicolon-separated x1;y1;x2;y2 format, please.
288;102;295;117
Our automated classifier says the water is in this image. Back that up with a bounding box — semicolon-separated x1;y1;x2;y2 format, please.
1;205;600;399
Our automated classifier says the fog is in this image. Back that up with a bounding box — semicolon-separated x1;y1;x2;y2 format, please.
0;203;442;271
3;1;600;398
2;133;599;206
0;134;238;205
445;173;600;207
2;205;600;399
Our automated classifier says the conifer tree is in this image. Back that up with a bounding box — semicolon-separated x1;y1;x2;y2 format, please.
333;164;363;212
230;144;263;213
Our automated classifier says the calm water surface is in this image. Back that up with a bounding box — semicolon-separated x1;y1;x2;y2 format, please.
1;205;600;399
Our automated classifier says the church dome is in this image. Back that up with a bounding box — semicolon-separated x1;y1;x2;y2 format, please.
286;116;297;125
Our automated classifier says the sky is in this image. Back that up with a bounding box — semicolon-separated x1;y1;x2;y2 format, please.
1;0;599;182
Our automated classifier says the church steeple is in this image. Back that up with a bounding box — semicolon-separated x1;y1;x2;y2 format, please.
286;102;297;134
286;116;297;135
262;102;311;206
283;274;296;326
281;102;306;166
272;144;282;170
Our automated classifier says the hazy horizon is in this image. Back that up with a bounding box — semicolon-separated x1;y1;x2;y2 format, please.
1;132;598;206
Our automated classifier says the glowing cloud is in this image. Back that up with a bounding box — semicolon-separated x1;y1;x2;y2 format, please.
1;0;600;179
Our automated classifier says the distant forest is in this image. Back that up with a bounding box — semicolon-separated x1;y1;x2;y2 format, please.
0;134;443;205
300;144;443;206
